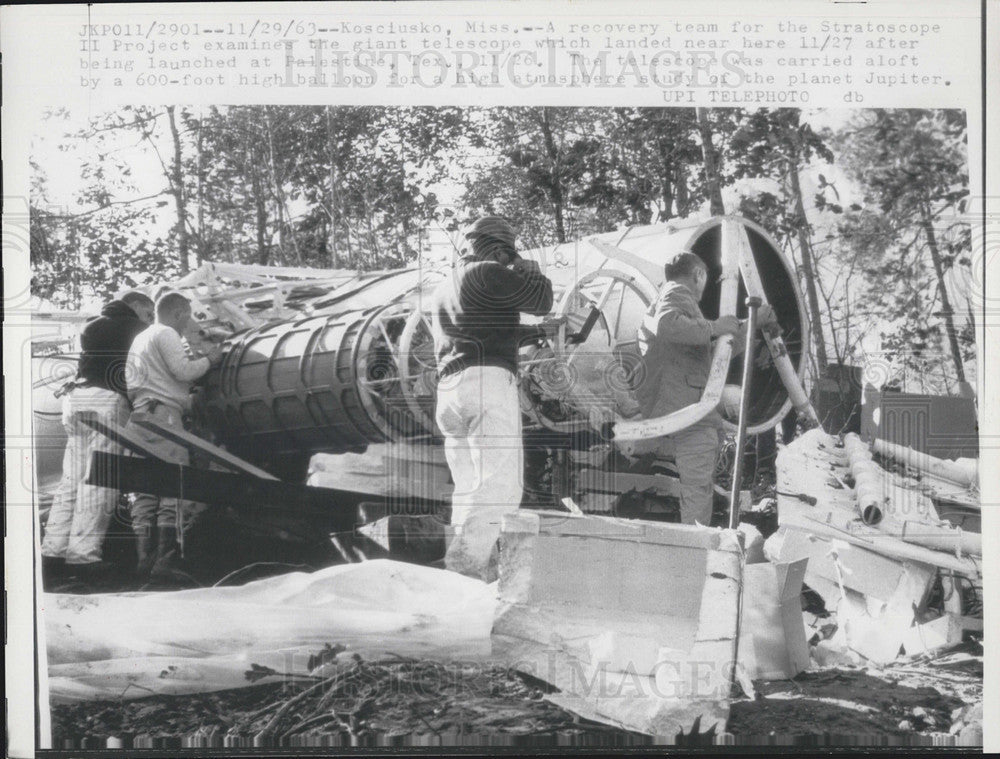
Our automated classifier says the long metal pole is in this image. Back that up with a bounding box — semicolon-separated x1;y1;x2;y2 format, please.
729;296;761;529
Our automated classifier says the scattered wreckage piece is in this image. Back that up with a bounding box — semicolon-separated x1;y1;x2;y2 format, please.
772;428;981;665
763;527;936;613
842;433;981;556
868;434;980;532
45;560;497;703
776;429;980;573
901;615;966;658
739;558;811;681
491;510;741;737
828;567;938;665
871;437;978;491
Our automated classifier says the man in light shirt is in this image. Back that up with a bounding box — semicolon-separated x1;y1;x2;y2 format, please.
126;292;222;583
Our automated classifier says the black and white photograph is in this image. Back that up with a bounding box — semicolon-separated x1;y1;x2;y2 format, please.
24;101;984;748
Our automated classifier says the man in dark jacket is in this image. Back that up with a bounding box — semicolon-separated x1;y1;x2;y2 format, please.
431;216;553;580
74;293;155;394
41;292;154;586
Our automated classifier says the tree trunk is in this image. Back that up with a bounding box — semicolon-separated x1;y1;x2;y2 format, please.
264;108;301;265
538;107;567;243
784;127;829;372
921;209;967;384
326;106;340;269
694;108;725;216
363;186;380;269
251;165;269;265
265;110;286;263
656;139;675;221
195;114;205;265
674;164;690;217
166;106;189;274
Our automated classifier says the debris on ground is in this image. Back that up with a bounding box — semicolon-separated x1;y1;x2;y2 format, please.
50;656;650;746
45;427;982;747
50;640;982;747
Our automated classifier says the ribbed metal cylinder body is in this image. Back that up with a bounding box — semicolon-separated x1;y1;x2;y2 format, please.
196;310;389;462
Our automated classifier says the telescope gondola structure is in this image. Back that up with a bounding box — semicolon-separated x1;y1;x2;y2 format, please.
32;216;811;485
187;216;809;476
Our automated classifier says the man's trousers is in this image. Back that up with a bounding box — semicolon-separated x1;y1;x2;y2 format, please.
41;386;128;565
620;418;723;526
126;401;204;537
434;366;523;581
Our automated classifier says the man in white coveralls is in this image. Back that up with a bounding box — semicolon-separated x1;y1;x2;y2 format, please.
430;217;554;581
40;291;154;588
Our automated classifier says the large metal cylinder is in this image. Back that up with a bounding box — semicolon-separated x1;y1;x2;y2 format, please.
32;355;78;512
522;217;808;434
687;217;808;431
196;303;424;464
195;217;808;465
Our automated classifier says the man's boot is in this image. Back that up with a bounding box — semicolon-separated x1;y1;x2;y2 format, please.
149;525;192;585
41;556;67;590
66;561;115;590
134;528;157;586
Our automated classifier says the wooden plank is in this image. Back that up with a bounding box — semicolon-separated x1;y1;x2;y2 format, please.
80;416;173;462
87;451;445;524
577;469;680;498
130;418;278;480
531;511;721;550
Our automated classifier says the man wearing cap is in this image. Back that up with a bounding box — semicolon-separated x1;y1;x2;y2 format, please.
41;291;155;588
431;216;553;581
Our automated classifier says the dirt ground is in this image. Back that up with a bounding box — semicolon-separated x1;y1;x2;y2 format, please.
50;640;982;748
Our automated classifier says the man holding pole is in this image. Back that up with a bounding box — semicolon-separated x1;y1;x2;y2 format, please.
633;252;773;526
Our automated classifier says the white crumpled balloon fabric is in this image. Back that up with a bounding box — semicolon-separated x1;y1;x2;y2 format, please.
44;560;497;702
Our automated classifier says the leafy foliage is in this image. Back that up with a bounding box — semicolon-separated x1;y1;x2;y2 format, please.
31;106;974;394
831;109;973;392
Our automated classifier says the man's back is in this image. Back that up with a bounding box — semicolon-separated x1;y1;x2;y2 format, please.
635;280;713;418
76;301;147;394
431;259;553;379
128;323;210;410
